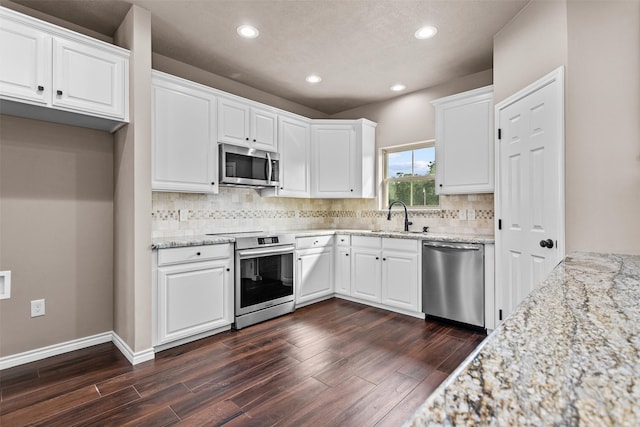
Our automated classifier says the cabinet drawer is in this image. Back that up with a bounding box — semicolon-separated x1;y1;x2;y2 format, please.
296;235;334;249
336;234;350;247
158;244;232;266
351;235;382;249
383;238;419;253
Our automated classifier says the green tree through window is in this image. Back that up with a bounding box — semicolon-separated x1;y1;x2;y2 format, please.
383;142;438;208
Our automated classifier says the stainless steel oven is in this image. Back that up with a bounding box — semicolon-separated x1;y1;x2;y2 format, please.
226;232;295;329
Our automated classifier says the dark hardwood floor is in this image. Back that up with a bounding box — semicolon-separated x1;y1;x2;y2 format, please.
0;299;486;426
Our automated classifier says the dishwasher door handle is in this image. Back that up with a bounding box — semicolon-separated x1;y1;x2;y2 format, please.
422;241;481;251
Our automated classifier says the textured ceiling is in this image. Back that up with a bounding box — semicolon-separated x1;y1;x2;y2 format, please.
10;0;528;114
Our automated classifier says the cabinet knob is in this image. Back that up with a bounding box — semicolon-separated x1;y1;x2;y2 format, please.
345;253;349;256
439;184;443;187
211;181;215;185
226;268;230;271
298;258;302;261
350;189;353;192
37;85;44;91
196;252;201;256
383;258;387;261
375;257;379;260
253;139;256;142
245;137;249;141
57;90;63;95
280;187;283;190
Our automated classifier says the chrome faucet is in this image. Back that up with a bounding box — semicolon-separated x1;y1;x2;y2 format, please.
387;200;413;232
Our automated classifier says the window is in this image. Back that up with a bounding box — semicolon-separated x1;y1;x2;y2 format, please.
382;141;438;208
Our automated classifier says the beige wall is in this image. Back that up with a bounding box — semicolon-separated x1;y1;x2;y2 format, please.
330;69;493;148
565;0;640;255
0;115;113;357
113;5;153;353
493;0;568;104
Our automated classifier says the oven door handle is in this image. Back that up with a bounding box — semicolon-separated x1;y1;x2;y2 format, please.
237;245;295;259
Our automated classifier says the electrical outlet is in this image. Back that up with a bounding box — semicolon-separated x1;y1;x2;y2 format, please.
467;209;476;220
179;209;188;222
458;209;467;220
31;299;45;317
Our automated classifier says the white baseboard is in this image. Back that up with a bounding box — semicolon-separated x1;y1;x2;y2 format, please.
0;331;155;370
0;332;112;370
111;332;155;365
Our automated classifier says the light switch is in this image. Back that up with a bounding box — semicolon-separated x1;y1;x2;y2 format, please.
179;209;189;222
467;209;476;220
458;209;467;220
0;271;11;299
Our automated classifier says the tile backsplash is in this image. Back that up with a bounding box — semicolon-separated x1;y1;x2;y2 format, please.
152;188;494;238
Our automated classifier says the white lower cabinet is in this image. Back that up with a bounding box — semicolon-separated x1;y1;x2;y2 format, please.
295;236;334;305
335;247;351;296
347;236;420;314
351;246;382;303
154;244;233;347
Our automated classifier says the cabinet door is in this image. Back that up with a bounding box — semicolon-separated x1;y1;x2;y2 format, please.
434;87;493;194
278;116;310;197
52;37;127;119
0;17;50;105
335;247;351;296
152;77;218;193
251;107;277;151
296;247;334;304
381;250;419;312
311;124;356;198
217;97;250;147
157;259;233;345
350;247;381;303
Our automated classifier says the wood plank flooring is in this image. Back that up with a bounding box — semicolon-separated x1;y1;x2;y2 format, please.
0;299;486;426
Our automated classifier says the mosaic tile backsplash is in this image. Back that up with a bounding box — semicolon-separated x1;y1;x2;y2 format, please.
152;188;494;238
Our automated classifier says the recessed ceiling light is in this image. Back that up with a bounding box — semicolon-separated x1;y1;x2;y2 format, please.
414;26;438;40
390;84;406;92
237;25;259;39
306;74;322;84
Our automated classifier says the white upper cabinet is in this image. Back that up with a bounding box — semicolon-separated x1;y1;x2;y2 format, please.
218;96;277;152
432;86;494;194
311;119;376;199
52;37;127;119
152;71;218;194
0;15;50;105
0;7;129;132
277;115;311;197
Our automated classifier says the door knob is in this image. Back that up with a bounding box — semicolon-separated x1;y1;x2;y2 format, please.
539;239;554;249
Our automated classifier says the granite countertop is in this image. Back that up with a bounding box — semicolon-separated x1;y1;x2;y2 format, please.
405;252;640;426
152;229;494;249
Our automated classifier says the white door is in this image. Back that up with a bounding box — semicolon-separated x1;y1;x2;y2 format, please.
381;250;419;312
151;78;217;193
296;248;334;304
496;68;565;322
311;125;355;197
157;260;232;345
0;17;50;105
334;247;351;296
279;116;310;197
217;97;250;146
350;248;381;303
52;37;126;119
251;107;278;151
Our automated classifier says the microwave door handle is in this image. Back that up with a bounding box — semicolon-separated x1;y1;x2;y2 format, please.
266;152;272;184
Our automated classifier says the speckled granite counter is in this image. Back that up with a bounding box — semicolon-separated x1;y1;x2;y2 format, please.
151;229;494;249
151;235;234;249
405;252;640;426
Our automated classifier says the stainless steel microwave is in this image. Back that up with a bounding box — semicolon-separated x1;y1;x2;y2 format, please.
219;144;280;188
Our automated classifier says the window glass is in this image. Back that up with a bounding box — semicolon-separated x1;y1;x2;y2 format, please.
383;142;438;208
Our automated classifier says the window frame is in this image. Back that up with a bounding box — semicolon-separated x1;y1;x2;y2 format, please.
380;140;439;210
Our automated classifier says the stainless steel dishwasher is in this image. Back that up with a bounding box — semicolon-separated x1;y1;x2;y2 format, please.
422;241;484;328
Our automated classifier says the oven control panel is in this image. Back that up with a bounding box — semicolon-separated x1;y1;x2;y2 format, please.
258;237;279;245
